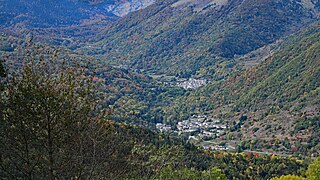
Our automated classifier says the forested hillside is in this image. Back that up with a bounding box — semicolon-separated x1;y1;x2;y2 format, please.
0;0;116;28
0;0;155;28
82;0;320;76
0;33;185;126
0;0;155;48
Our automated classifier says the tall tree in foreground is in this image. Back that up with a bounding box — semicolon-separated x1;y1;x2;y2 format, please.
0;45;107;179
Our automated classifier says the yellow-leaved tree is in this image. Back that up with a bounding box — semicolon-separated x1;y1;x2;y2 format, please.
272;157;320;180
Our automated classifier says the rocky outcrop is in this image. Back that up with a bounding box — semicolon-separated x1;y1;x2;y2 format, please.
106;0;155;17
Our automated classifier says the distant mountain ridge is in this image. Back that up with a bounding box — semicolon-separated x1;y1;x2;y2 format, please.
0;0;113;28
0;0;155;48
0;0;155;28
83;0;320;75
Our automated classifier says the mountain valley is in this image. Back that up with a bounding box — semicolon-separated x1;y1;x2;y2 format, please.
0;0;320;179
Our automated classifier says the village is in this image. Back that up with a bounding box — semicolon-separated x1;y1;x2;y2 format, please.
176;78;207;89
156;114;232;151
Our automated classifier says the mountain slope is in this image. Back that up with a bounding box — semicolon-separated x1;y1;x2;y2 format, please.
83;0;320;75
0;0;117;28
162;21;320;156
0;0;155;28
0;0;155;48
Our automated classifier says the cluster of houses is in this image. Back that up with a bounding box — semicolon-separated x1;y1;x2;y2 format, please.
155;114;231;151
156;114;227;138
176;78;207;89
176;115;227;137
